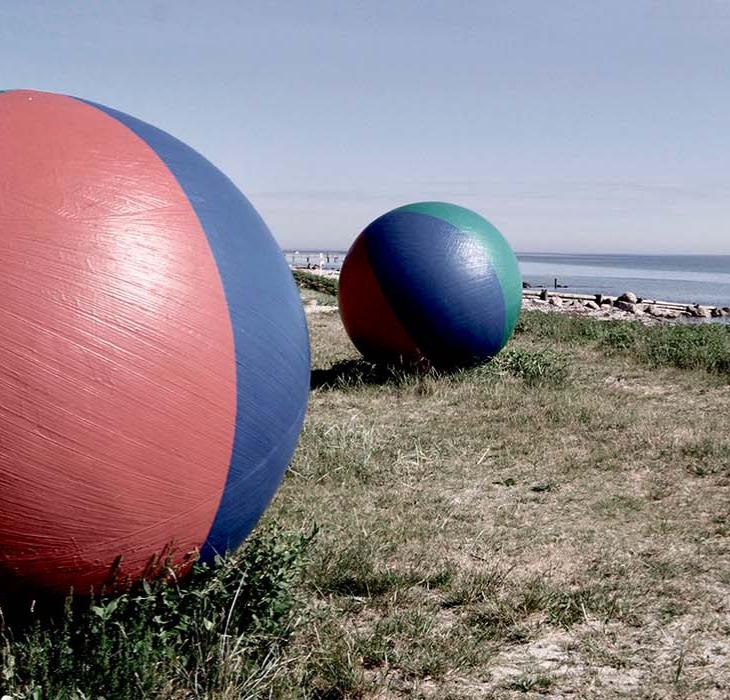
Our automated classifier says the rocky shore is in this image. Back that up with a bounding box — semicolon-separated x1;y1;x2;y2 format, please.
523;289;730;323
293;266;729;324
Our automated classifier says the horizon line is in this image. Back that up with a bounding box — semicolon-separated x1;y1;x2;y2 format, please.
281;248;730;257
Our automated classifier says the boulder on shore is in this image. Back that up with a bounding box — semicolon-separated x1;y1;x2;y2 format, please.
617;291;638;304
646;304;662;317
523;288;720;324
615;300;636;312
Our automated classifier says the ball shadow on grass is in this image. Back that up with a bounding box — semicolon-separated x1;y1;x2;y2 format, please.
311;347;574;392
310;358;434;391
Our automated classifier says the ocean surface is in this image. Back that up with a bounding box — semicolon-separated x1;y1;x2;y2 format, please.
518;253;730;308
285;250;730;308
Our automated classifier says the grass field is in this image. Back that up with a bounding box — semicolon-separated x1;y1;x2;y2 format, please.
2;289;729;699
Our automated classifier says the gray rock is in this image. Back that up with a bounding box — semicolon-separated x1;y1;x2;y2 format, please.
584;300;600;310
694;305;711;318
664;310;680;320
711;307;724;318
646;304;662;316
617;291;638;304
549;296;563;307
724;307;730;315
614;300;636;312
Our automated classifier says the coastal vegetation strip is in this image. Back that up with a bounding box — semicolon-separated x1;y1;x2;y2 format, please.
292;269;338;297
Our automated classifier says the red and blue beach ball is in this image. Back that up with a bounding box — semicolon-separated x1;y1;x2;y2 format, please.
0;90;309;595
339;202;522;368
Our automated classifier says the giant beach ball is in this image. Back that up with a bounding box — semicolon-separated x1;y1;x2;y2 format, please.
0;90;310;595
339;202;521;367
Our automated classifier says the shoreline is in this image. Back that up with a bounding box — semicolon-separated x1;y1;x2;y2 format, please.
522;289;730;323
291;266;730;323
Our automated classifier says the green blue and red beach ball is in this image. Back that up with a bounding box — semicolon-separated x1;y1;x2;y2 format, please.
339;202;522;367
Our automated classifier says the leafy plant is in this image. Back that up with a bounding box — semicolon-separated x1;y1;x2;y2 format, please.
0;525;313;699
292;269;338;297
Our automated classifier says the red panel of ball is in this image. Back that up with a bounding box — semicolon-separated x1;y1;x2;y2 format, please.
0;91;236;593
338;233;423;364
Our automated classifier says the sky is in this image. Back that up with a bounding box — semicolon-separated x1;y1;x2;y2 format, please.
2;1;730;254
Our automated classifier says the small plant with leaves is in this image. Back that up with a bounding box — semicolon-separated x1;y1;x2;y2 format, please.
0;525;313;700
292;269;338;297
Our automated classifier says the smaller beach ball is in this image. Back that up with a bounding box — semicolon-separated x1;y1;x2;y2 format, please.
338;202;522;368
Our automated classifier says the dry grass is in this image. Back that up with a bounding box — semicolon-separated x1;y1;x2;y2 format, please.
263;309;730;698
2;305;727;699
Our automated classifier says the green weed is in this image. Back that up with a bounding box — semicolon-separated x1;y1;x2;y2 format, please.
0;526;312;700
292;270;338;297
517;311;730;378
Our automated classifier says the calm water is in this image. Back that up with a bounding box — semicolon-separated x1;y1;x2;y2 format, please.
519;253;730;307
285;250;730;308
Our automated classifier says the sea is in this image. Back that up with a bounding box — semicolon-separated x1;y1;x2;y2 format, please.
284;250;730;309
518;253;730;308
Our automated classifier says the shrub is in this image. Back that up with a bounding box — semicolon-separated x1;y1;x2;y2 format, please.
0;525;313;699
517;311;730;379
292;269;338;297
496;348;572;386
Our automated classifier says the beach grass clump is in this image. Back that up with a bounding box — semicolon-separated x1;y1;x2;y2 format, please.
517;310;730;378
515;310;607;344
642;323;730;374
459;347;571;387
507;672;556;693
292;269;338;297
301;288;338;307
597;321;645;354
311;349;571;392
310;537;430;599
493;347;572;386
0;526;311;700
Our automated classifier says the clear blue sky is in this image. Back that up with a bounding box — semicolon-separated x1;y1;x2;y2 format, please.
2;1;729;253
